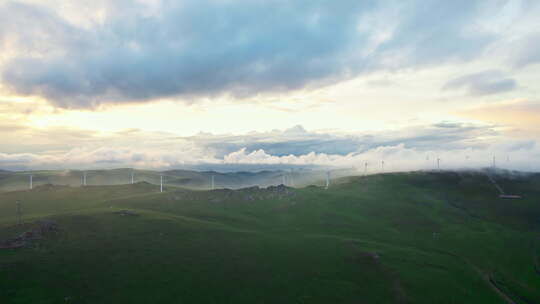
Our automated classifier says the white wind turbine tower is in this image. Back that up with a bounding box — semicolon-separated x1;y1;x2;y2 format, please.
364;162;368;175
82;171;87;186
437;158;440;171
160;174;163;193
211;175;215;190
325;171;330;190
381;160;385;173
29;174;33;190
131;170;134;184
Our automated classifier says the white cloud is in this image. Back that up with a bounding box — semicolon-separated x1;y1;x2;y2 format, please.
1;125;538;172
1;0;531;108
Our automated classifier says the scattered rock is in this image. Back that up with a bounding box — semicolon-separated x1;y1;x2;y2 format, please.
0;220;59;250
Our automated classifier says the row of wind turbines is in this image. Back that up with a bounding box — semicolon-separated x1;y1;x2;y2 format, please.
22;153;511;192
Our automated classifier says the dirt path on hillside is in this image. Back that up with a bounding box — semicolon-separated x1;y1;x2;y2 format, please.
534;237;540;276
485;173;505;195
307;233;519;304
431;249;518;304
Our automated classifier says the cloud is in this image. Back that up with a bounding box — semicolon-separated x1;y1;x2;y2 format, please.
0;0;506;108
511;32;540;68
457;100;540;137
442;70;517;96
2;139;540;173
1;122;525;171
184;122;497;159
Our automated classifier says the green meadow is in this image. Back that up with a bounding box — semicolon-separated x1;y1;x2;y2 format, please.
1;170;539;303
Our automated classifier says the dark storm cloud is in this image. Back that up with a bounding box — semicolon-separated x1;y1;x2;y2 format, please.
0;0;504;108
442;70;517;96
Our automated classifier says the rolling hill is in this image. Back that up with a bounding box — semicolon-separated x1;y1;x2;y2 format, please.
1;170;539;303
0;168;351;193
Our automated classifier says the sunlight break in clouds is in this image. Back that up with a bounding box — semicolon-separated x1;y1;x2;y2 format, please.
0;0;539;172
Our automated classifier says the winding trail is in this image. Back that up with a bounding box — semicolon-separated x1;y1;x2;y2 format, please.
485;173;505;195
534;237;540;276
430;249;522;304
306;233;520;304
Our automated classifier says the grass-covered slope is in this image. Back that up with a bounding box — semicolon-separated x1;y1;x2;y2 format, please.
0;171;539;303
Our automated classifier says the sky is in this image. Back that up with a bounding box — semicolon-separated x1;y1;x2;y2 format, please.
1;0;540;172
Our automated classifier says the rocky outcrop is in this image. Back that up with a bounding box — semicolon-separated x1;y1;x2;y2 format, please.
0;220;59;249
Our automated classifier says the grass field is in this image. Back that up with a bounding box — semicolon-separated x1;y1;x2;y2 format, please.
1;170;539;303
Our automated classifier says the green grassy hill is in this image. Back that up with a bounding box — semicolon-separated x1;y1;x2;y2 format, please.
1;171;539;303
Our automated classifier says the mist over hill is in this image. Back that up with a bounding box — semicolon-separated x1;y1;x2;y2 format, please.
0;167;361;193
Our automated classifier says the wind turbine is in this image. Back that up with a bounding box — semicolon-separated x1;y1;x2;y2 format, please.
82;171;87;186
131;170;134;184
325;171;330;190
364;162;368;175
29;174;33;190
437;158;440;170
381;160;385;173
160;174;163;193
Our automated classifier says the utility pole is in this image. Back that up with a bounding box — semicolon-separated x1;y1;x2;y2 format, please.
16;200;21;225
